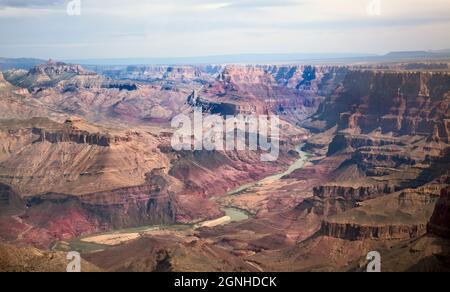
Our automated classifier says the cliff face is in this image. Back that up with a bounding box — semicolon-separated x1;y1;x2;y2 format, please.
102;65;222;83
79;184;176;228
0;183;24;215
0;72;15;92
6;61;138;94
328;132;405;156
305;71;450;224
28;60;93;77
320;221;428;241
313;183;395;201
0;114;302;248
31;127;130;146
318;71;450;141
428;186;450;238
0;184;178;249
191;65;347;123
3;63;191;125
0;243;101;272
318;183;443;241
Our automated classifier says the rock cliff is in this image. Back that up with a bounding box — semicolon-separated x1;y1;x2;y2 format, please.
190;65;347;123
428;186;450;238
317;71;450;141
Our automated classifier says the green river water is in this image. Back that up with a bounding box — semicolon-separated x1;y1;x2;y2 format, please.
59;147;310;253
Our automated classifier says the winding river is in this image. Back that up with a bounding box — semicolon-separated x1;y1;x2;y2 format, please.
59;146;310;252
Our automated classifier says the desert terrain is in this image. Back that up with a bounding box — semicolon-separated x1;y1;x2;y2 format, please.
0;58;449;272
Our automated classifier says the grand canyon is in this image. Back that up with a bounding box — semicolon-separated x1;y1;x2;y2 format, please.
0;56;449;272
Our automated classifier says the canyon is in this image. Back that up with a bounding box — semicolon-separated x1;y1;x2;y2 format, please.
0;60;449;272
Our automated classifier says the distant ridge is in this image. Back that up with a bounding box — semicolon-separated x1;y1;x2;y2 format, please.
382;50;450;60
3;49;450;68
65;53;376;66
66;50;450;66
0;58;46;71
384;51;430;57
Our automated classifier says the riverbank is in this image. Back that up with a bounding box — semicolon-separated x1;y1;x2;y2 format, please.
55;146;311;253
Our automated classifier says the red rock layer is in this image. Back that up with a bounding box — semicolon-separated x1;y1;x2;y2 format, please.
318;71;450;141
320;221;427;241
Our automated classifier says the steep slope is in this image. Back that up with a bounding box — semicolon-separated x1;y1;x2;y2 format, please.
0;243;101;272
0;118;169;196
315;71;450;139
290;70;450;224
247;181;448;272
100;65;222;83
83;235;258;272
0;112;304;249
3;61;191;125
428;186;450;238
243;70;450;272
347;185;450;272
189;65;347;124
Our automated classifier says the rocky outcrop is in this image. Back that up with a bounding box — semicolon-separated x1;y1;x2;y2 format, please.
0;243;101;272
313;183;395;201
2;184;178;248
316;71;450;141
318;183;443;241
0;72;15;91
428;186;450;238
328;133;405;156
320;221;427;241
31;127;130;146
352;148;417;170
27;119;133;146
190;97;256;116
295;196;357;217
28;60;94;77
101;82;138;91
0;183;23;214
266;65;348;94
8;61;138;94
293;182;396;218
79;184;177;228
101;65;222;83
191;65;347;123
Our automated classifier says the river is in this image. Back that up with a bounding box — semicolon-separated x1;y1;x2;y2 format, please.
58;146;310;253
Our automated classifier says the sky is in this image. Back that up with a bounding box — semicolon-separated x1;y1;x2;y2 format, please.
0;0;450;59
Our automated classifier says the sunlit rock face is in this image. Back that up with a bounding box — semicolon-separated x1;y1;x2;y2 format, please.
316;71;450;140
189;65;348;124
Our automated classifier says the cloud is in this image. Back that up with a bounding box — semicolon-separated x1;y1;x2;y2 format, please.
220;0;301;9
0;0;450;59
0;0;66;8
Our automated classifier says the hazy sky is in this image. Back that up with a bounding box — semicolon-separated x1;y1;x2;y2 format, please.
0;0;450;59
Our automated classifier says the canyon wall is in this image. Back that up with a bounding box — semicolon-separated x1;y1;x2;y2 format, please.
320;222;428;241
318;183;443;242
428;186;450;238
189;65;348;123
31;127;130;146
317;71;450;140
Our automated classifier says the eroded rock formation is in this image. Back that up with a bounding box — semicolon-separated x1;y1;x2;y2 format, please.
317;71;450;140
428;186;450;238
